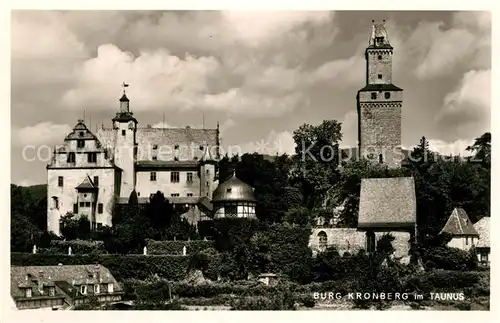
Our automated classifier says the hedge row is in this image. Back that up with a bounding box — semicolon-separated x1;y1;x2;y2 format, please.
11;252;189;281
145;239;214;255
50;240;106;254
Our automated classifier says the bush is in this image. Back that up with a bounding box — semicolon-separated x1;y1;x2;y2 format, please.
11;252;190;281
145;239;214;255
230;290;296;310
296;294;316;308
404;270;485;295
421;246;477;271
50;240;106;254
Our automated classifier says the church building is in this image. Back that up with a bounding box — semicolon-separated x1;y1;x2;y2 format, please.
47;88;220;235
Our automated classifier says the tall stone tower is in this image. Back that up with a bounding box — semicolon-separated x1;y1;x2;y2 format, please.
113;85;138;198
357;20;403;168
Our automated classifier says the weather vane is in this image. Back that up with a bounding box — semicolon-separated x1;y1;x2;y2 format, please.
121;82;129;94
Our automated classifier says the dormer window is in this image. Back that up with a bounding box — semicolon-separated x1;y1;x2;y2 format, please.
49;287;55;296
80;285;87;295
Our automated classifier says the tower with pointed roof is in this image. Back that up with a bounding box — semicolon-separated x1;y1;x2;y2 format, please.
357;20;403;168
112;87;138;199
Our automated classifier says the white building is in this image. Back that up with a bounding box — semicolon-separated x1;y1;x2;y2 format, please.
47;91;219;235
440;207;479;251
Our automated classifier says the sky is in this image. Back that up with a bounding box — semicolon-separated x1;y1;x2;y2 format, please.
10;10;491;186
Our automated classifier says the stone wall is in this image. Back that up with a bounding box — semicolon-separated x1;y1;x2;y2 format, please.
374;231;411;259
309;228;366;256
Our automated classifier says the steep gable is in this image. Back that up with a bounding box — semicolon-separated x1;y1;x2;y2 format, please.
440;208;479;236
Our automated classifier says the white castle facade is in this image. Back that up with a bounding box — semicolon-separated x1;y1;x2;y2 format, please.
47;92;220;235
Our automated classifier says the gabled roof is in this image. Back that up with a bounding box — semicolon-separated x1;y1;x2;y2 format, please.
212;174;256;202
11;265;121;299
358;177;416;228
473;217;490;248
65;120;99;141
440;208;479;236
76;175;96;190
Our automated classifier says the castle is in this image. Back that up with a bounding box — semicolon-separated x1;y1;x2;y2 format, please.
47;88;220;235
47;21;406;236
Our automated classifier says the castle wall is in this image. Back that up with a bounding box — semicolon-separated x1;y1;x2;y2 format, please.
309;228;366;256
374;231;411;259
47;168;116;235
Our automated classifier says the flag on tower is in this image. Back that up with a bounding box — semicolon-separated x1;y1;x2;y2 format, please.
122;82;129;88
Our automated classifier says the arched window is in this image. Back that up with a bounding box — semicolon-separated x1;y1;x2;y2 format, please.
318;231;328;250
366;231;376;253
52;196;59;209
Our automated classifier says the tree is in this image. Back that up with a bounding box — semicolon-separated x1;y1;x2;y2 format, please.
291;120;343;209
467;132;491;166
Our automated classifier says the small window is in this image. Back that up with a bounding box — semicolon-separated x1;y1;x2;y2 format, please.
174;144;179;149
58;176;64;187
26;288;32;298
171;172;180;183
94;284;100;294
378;55;382;60
152;155;157;160
187;172;193;183
171;193;180;197
77;140;85;148
378;74;382;79
67;152;76;163
88;153;97;163
466;237;468;245
79;131;84;137
206;169;210;175
93;176;99;186
108;284;113;293
199;145;204;151
98;203;103;214
122;130;126;136
371;92;377;100
79;202;84;207
80;285;87;295
227;188;232;193
85;202;91;207
174;156;179;161
73;203;78;214
49;287;55;296
137;192;140;196
385;92;391;99
150;172;157;181
187;193;193;197
379;154;383;164
225;205;237;217
153;144;158;150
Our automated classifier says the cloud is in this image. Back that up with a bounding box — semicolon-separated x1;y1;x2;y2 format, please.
427;138;474;157
410;12;490;79
339;111;358;148
11;11;87;60
436;69;490;137
15;122;72;147
308;56;364;88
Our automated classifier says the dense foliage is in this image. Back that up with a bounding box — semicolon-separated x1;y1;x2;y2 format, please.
145;239;214;255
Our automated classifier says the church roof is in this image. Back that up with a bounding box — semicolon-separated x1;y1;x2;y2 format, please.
440;208;479;237
358;177;416;228
473;217;490;248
